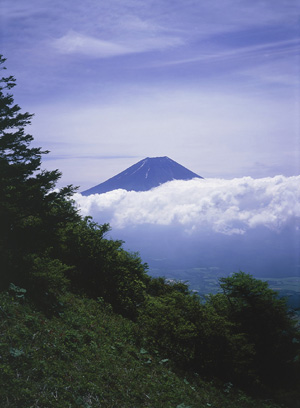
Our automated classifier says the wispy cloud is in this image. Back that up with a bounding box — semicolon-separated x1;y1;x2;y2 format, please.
53;29;183;58
150;39;300;68
53;31;133;58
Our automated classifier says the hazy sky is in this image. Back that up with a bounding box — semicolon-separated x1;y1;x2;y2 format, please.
1;0;299;189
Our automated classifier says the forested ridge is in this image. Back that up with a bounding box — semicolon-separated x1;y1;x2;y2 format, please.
0;55;299;407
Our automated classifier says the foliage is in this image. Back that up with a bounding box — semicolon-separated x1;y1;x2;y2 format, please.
0;54;79;294
0;290;283;408
0;55;149;319
56;216;150;318
139;284;200;365
209;272;300;388
139;274;300;397
139;278;256;383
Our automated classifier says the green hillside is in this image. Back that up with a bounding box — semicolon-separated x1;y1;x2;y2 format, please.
0;289;287;408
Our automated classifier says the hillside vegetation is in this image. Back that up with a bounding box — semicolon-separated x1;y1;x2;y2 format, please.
1;288;286;408
0;54;299;407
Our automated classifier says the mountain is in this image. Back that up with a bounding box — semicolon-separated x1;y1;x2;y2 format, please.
81;156;203;195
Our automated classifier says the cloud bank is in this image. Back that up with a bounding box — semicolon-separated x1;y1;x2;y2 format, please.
74;176;300;279
74;175;300;235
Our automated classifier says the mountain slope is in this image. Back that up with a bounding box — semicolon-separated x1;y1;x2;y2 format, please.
0;290;284;408
81;156;203;195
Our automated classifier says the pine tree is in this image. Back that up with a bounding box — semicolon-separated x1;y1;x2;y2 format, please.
0;55;149;317
0;55;78;290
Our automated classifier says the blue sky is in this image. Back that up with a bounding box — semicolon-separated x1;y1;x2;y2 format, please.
1;0;299;189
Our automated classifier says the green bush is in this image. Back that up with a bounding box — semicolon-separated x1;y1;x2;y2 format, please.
209;272;300;387
138;274;300;396
138;288;200;365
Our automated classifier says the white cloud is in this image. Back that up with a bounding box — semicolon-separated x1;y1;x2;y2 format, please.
53;31;134;57
73;175;300;235
53;30;183;58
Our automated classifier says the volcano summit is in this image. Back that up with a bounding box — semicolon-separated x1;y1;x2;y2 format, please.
81;156;203;195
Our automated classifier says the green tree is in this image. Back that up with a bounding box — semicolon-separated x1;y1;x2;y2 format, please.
139;280;254;378
0;55;150;317
138;285;201;365
0;55;78;293
56;216;149;318
209;272;299;388
0;56;149;318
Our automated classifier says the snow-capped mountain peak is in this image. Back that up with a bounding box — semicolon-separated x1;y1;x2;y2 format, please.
81;156;203;195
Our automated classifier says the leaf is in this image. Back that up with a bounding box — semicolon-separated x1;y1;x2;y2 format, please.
9;283;27;298
9;347;24;357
